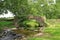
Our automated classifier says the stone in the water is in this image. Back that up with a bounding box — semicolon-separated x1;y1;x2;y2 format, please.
0;30;23;40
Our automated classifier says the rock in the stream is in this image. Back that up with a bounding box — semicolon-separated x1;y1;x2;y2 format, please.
0;29;23;40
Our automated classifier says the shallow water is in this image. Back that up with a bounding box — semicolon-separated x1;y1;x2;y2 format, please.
13;29;38;37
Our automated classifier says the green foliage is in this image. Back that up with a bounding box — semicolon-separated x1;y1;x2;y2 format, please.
0;0;60;29
0;18;13;21
0;0;60;18
23;19;39;30
0;21;14;29
0;21;12;25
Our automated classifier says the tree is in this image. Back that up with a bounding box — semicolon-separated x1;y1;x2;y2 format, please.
0;0;30;28
1;0;57;29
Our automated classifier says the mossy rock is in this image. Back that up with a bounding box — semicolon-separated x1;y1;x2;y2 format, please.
23;19;39;30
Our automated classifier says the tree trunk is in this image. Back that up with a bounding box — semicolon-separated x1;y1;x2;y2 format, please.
14;16;19;29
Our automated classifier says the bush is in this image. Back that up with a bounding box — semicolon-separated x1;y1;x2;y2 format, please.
23;19;39;30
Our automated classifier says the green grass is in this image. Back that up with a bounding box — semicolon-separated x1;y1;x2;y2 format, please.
28;27;60;40
28;19;60;40
0;19;60;40
0;21;15;30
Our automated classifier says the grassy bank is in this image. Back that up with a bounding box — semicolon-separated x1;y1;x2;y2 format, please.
28;19;60;40
0;21;15;30
0;19;60;40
